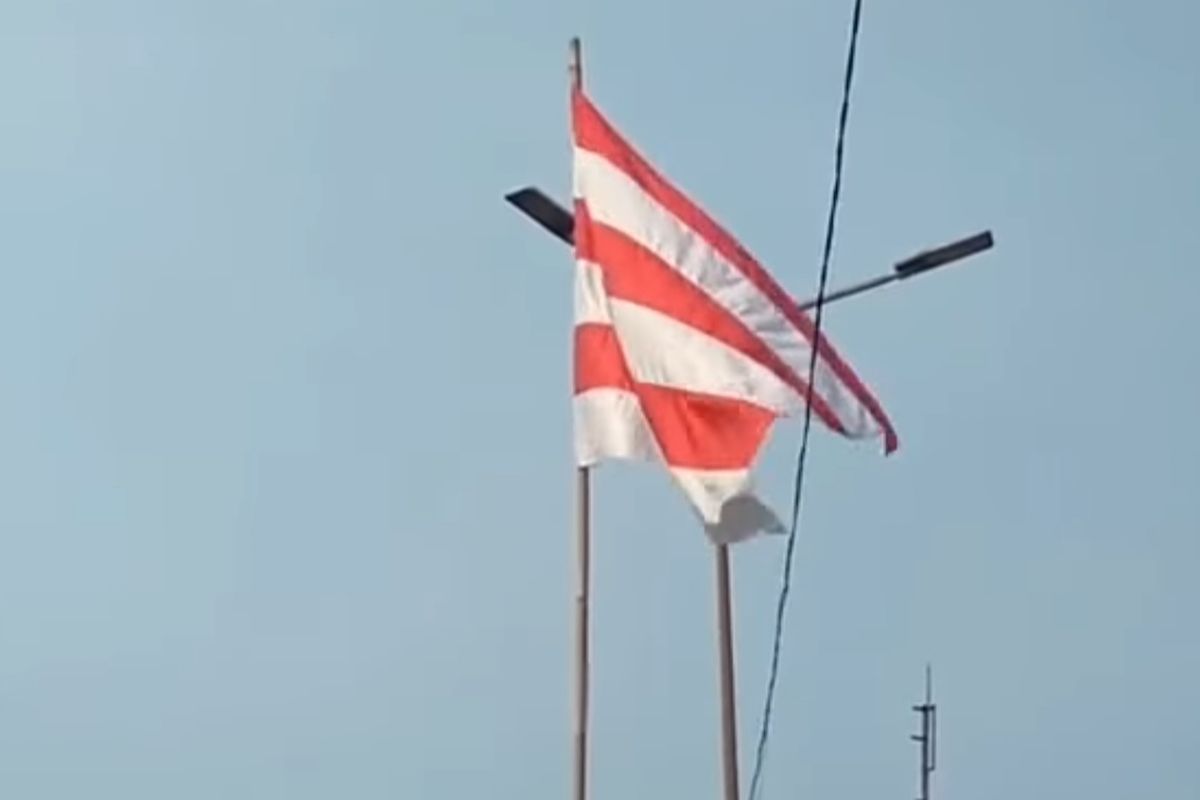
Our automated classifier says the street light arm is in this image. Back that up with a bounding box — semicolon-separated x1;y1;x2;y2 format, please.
505;187;575;245
504;186;994;311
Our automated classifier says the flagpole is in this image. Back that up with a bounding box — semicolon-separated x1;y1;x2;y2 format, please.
568;36;591;800
573;465;590;800
715;543;741;800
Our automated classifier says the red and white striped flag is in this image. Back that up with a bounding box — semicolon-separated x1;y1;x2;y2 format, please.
571;89;897;543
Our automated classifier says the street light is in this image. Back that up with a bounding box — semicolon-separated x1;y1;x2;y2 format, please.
504;185;994;310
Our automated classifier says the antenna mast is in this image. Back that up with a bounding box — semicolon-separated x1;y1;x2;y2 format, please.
910;665;937;800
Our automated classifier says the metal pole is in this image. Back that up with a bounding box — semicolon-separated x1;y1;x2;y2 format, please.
573;466;590;800
795;272;895;311
568;37;590;800
715;544;741;800
919;715;929;800
911;664;937;800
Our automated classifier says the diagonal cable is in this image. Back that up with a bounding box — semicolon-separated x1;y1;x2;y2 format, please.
747;1;866;797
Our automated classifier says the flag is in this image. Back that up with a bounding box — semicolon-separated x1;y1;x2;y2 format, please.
571;89;897;543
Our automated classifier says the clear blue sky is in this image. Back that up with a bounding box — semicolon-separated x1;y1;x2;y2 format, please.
1;1;1197;798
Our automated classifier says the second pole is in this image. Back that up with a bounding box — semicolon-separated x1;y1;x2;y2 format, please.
715;544;741;800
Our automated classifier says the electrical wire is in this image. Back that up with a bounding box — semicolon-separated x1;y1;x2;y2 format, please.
747;1;866;797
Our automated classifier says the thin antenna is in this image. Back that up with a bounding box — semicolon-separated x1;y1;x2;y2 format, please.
911;664;937;800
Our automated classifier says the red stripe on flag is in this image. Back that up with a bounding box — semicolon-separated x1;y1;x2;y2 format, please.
637;384;775;470
572;89;897;453
574;323;634;393
577;218;849;436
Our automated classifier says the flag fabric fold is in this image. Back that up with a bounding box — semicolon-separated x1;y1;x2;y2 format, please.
571;89;897;543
